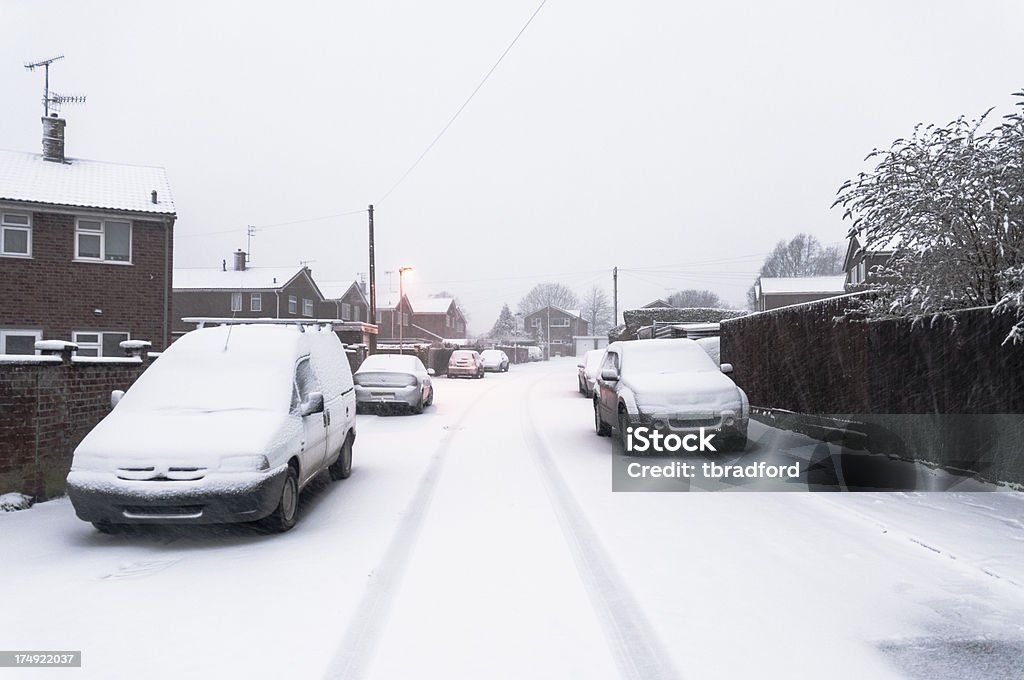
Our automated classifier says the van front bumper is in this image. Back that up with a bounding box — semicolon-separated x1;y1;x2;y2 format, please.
65;466;289;525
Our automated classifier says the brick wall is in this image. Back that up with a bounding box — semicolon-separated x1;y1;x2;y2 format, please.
0;210;172;350
0;356;149;500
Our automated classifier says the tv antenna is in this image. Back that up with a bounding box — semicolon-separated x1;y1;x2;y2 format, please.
24;55;87;117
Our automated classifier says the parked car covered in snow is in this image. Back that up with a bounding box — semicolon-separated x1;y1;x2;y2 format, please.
594;338;748;451
447;349;484;378
527;346;543;362
354;353;434;413
577;348;606;397
480;349;510;372
66;322;357;533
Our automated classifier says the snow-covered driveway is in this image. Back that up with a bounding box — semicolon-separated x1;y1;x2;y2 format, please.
1;358;1022;679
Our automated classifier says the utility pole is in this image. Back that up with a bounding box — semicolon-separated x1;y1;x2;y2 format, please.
368;204;376;329
613;266;618;327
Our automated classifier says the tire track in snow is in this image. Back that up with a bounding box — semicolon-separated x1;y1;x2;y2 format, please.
521;376;683;680
324;382;500;680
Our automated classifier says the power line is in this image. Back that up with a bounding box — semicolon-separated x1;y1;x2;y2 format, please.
175;208;367;240
376;0;548;204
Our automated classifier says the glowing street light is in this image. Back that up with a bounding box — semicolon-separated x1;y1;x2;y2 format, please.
398;266;413;354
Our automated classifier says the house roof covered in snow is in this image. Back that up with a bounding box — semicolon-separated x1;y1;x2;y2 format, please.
173;266;312;292
757;275;847;295
0;149;175;216
410;297;457;314
319;280;367;303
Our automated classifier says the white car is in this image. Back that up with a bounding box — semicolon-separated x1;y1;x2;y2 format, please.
66;323;357;533
577;348;606;397
480;349;510;372
354;353;434;413
594;338;749;451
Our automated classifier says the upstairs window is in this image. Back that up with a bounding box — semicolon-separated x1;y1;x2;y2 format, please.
288;295;298;315
551;318;570;327
230;292;242;312
341;302;352;320
302;298;314;317
251;293;262;312
75;219;131;263
1;212;32;257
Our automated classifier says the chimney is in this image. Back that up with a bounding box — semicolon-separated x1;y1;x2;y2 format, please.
233;249;247;271
41;115;66;163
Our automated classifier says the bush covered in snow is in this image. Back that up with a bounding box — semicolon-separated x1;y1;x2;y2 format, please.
612;307;746;341
834;90;1024;345
0;493;33;512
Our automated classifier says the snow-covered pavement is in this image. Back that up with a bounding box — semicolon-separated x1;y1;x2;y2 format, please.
1;358;1022;679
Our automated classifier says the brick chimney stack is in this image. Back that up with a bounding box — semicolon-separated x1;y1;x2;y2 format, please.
234;249;247;271
41;115;66;163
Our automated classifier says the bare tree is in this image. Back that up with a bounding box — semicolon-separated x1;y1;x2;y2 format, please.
517;283;579;316
668;289;723;308
580;286;613;335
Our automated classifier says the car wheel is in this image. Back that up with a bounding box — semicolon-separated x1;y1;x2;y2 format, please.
264;465;300;531
618;411;633;452
411;394;424;414
329;435;354;480
425;386;434;406
595;401;612;436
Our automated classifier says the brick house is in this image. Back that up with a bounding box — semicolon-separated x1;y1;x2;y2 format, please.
843;230;896;289
523;306;589;357
171;251;326;338
375;292;416;342
0;117;176;355
753;275;847;311
319;280;369;323
409;297;468;343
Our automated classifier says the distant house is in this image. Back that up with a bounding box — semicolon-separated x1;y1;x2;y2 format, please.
0;117;176;355
409;297;467;343
319;280;369;323
374;292;416;342
171;251;326;337
753;276;847;311
843;230;895;289
642;298;671;308
523;306;590;357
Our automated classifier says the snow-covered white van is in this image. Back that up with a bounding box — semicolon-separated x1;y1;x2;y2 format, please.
66;323;356;533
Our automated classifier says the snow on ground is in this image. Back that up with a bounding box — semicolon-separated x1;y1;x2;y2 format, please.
0;358;1022;679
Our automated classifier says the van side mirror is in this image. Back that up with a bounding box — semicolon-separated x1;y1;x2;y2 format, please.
600;368;619;382
427;368;435;376
301;392;325;416
720;363;734;374
111;390;125;408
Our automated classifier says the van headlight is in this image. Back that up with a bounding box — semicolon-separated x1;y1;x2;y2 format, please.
69;454;106;472
220;455;270;472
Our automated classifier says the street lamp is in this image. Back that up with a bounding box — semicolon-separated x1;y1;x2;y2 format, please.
398;266;413;355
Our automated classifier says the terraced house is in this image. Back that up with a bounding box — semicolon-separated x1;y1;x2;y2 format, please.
0;116;176;355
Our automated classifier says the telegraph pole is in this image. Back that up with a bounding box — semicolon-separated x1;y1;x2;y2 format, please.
368;204;376;328
613;266;618;326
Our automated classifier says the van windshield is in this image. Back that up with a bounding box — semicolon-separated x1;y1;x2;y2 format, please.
119;352;294;413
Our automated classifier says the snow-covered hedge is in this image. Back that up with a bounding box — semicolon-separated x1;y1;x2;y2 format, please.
612;307;747;342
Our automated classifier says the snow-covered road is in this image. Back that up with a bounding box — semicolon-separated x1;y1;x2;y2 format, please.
1;358;1022;679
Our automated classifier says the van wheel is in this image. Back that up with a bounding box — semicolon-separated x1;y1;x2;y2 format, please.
264;466;300;531
329;436;353;480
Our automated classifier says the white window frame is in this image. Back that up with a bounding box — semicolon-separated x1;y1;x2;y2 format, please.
859;261;867;282
0;328;42;355
251;293;262;312
230;292;243;312
74;218;133;264
72;331;131;358
341;302;352;320
288;295;298;315
302;298;314;317
1;212;32;258
531;318;541;328
551;318;570;327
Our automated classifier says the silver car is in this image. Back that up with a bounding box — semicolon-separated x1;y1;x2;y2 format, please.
594;338;749;451
354;354;434;414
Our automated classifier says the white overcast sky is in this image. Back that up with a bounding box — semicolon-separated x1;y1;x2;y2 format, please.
4;1;1024;332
